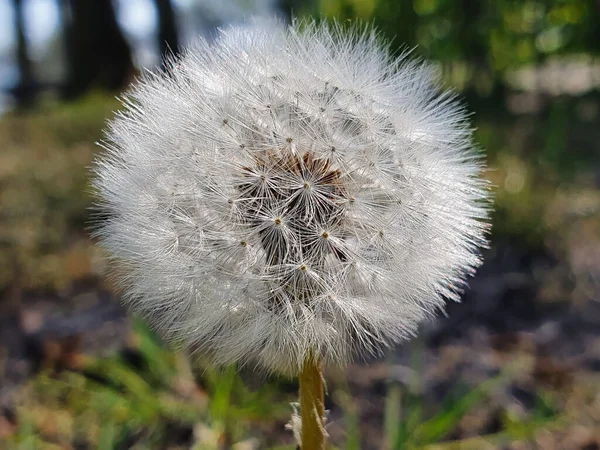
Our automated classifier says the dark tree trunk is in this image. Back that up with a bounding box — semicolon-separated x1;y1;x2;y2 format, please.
12;0;35;107
61;0;134;99
154;0;179;63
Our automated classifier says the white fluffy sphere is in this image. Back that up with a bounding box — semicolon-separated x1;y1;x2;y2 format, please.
93;18;490;375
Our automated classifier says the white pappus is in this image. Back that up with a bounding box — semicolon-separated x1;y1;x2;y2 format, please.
92;18;490;375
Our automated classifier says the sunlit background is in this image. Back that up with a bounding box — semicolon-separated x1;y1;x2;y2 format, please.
0;1;599;449
0;0;281;111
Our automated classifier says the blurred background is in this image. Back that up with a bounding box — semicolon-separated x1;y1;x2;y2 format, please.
0;0;599;448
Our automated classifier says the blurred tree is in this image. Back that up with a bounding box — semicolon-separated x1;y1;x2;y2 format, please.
154;0;180;63
12;0;35;107
310;0;600;97
60;0;133;98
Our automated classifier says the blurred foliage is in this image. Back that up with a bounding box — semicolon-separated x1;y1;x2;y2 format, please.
298;0;599;96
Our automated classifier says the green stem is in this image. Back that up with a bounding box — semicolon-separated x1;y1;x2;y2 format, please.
299;352;326;450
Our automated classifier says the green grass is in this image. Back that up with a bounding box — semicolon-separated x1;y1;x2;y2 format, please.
333;354;561;450
3;321;292;449
1;321;566;449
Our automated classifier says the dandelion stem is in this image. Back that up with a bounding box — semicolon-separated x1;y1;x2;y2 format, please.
299;352;326;449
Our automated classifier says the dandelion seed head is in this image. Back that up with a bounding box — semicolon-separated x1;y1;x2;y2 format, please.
92;18;490;375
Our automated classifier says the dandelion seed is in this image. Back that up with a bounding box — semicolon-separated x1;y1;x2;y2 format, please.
92;17;489;381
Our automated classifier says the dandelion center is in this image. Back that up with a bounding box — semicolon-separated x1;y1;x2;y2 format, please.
239;150;347;282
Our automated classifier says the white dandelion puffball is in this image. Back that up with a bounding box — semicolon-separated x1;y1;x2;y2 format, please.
93;19;490;375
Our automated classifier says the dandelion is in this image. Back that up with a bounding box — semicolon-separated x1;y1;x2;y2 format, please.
92;18;490;449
